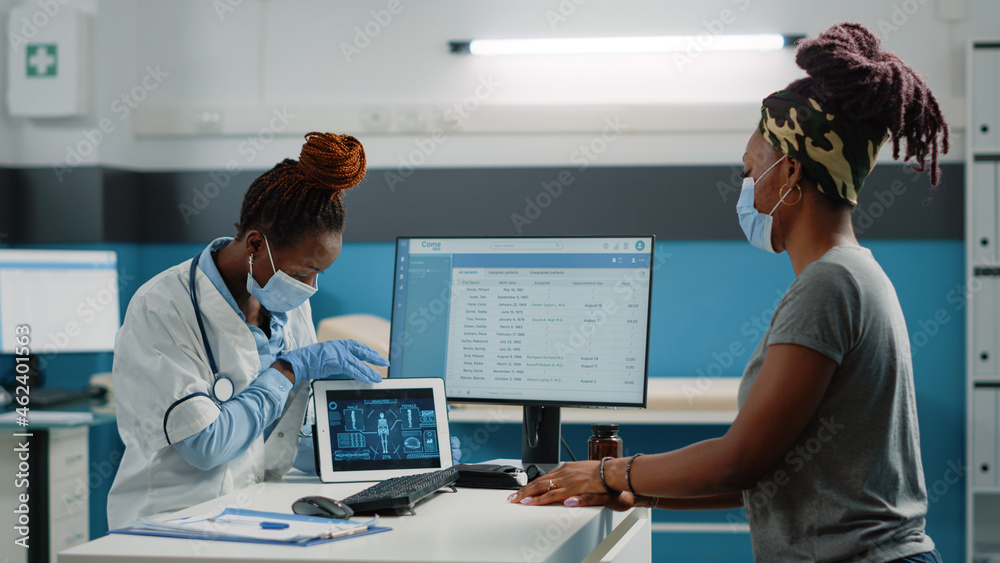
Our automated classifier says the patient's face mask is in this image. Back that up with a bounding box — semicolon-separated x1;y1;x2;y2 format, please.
736;155;790;254
246;235;317;312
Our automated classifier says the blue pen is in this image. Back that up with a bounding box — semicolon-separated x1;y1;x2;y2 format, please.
206;517;290;530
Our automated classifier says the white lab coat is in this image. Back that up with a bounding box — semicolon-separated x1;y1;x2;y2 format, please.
107;258;315;528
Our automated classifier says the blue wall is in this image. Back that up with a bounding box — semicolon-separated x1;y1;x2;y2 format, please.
8;238;964;559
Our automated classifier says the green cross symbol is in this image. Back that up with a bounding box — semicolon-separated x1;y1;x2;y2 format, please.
26;44;58;78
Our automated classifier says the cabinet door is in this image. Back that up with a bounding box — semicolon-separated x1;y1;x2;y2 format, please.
49;476;88;520
973;387;999;488
48;427;88;480
972;276;999;376
972;46;999;150
50;513;89;563
971;161;998;263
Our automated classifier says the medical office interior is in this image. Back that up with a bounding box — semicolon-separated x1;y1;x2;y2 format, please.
0;0;998;561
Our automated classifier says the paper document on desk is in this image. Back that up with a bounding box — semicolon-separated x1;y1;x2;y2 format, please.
110;508;389;546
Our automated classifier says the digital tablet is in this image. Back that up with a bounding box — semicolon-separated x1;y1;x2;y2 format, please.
311;378;453;483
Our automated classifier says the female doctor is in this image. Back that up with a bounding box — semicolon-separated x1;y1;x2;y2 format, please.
107;132;388;528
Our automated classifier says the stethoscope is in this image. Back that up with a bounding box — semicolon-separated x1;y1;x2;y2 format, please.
188;250;313;437
189;253;235;403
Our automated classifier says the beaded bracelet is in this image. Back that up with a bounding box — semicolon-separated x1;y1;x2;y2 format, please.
644;496;659;509
625;453;644;495
599;456;619;494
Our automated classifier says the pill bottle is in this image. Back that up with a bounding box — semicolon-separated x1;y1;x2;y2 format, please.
588;424;623;460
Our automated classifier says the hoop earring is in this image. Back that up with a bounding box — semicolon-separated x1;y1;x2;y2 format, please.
779;183;803;206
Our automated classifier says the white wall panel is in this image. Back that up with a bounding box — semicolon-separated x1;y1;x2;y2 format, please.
0;0;995;169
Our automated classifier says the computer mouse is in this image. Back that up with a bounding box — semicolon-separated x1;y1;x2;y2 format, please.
291;495;354;519
524;464;548;483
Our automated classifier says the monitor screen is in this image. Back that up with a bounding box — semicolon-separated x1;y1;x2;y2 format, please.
389;236;653;408
0;249;120;354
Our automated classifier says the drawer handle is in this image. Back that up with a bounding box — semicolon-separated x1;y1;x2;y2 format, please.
65;532;84;543
982;463;991;473
982;124;990;134
982;352;990;362
65;453;84;463
983;238;991;247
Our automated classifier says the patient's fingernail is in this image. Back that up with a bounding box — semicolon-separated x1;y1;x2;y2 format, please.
520;497;533;505
563;497;580;507
506;493;518;502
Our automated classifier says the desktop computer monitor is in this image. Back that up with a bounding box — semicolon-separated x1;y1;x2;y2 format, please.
0;250;120;379
388;236;654;464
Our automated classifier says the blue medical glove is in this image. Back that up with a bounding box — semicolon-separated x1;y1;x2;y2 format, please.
279;339;388;386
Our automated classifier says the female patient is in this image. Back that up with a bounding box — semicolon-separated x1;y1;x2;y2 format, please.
511;22;948;563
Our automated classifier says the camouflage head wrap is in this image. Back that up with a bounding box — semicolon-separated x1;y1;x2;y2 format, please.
759;90;889;205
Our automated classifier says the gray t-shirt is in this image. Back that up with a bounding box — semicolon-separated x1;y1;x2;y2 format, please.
738;246;934;562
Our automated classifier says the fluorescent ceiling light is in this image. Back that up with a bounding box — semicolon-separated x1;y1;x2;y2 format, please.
449;34;802;56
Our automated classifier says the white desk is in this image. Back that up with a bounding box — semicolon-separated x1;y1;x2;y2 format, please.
58;473;651;563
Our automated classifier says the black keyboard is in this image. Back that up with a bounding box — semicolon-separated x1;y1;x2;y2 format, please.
29;386;106;408
342;467;458;515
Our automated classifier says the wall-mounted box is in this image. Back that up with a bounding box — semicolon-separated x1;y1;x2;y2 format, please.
5;3;88;117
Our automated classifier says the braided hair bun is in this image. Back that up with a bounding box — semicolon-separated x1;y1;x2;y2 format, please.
297;132;367;192
236;132;368;247
787;22;949;185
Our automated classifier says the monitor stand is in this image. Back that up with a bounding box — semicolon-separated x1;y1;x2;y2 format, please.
521;405;561;471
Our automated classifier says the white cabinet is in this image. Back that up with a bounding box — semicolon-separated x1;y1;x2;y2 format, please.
974;387;999;488
968;40;1000;562
971;161;998;263
972;46;1000;150
972;274;999;376
0;426;90;563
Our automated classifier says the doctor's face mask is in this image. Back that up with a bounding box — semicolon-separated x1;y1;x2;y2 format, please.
246;234;318;312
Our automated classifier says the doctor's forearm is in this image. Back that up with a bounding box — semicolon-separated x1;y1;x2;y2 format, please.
174;369;291;470
273;360;295;384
